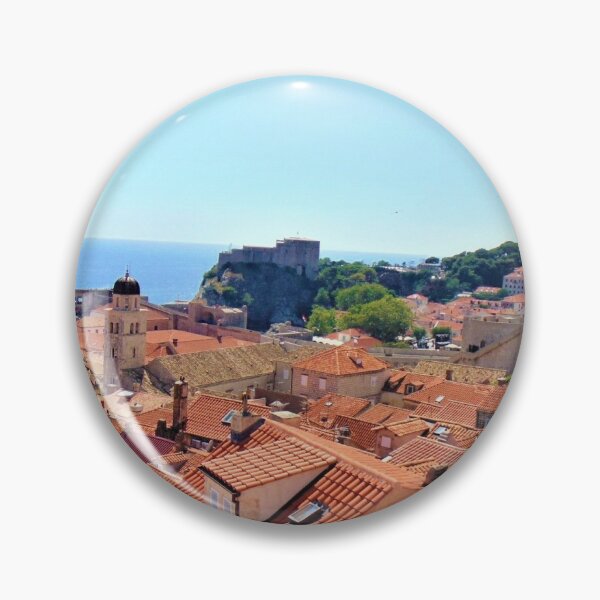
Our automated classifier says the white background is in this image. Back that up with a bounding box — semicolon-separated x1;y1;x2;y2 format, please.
1;1;598;598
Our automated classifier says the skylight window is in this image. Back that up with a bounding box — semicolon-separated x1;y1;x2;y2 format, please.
221;409;236;424
288;501;329;525
434;395;445;403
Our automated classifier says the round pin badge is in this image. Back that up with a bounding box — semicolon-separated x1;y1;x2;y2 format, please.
76;76;524;524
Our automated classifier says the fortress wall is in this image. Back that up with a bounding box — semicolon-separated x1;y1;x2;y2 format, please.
217;238;320;279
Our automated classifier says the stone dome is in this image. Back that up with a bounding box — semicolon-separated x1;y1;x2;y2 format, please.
113;270;140;295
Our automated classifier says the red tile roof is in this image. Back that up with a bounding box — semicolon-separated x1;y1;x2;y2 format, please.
386;437;465;468
385;370;445;394
329;415;379;451
134;407;173;435
306;393;371;428
435;401;480;429
185;394;271;442
272;463;393;524
405;380;505;409
201;438;336;492
359;403;413;424
145;330;253;360
428;422;480;449
121;432;175;462
379;419;431;437
292;346;389;376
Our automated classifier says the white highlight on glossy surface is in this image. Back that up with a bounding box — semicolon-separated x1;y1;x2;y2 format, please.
290;81;311;90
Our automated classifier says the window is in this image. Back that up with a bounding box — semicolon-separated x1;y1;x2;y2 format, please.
282;368;289;380
381;435;392;449
135;323;139;334
125;298;129;309
135;298;138;308
300;374;308;387
405;384;415;395
370;375;378;387
130;323;134;334
116;298;120;308
318;377;326;390
115;323;119;334
154;326;158;330
210;489;219;508
110;322;114;334
222;498;233;514
132;348;136;358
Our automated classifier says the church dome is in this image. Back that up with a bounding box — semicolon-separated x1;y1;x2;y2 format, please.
113;270;140;295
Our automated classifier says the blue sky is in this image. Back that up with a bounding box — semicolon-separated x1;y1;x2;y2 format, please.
86;76;516;257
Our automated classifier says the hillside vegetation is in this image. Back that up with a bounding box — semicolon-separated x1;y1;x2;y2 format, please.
200;241;521;333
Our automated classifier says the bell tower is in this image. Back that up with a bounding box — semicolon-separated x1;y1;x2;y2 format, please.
103;269;147;390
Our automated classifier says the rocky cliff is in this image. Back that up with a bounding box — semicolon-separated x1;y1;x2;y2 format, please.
197;262;318;331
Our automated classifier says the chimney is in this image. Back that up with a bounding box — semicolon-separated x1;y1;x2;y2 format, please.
446;369;454;381
217;334;222;343
173;338;178;347
231;391;264;444
172;376;188;432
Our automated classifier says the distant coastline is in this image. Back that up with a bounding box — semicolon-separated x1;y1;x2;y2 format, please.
76;238;427;304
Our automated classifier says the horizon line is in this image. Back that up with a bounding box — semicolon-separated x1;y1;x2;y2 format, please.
84;236;517;259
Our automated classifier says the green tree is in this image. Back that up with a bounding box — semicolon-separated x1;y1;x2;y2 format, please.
342;296;413;342
335;283;391;310
432;325;451;336
412;326;427;340
307;306;337;336
241;292;254;306
314;287;332;307
425;256;440;264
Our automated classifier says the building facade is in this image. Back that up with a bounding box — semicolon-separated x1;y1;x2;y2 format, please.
218;237;320;279
103;270;147;390
502;267;524;294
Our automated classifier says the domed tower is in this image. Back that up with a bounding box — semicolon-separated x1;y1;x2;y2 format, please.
103;269;147;390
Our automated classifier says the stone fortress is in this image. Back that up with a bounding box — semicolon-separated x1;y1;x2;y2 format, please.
217;237;320;279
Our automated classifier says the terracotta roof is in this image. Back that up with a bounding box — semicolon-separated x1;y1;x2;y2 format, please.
413;360;507;385
134;406;173;435
359;403;413;424
502;294;525;303
405;380;505;409
306;393;371;428
329;415;379;451
153;450;209;473
411;403;443;420
272;463;393;524
145;329;254;360
77;315;105;329
429;422;480;449
341;337;382;349
435;401;480;429
380;419;431;437
385;370;445;394
121;432;175;462
146;343;320;390
181;422;290;498
269;421;424;489
185;394;271;442
386;437;465;468
201;438;336;492
292;346;389;376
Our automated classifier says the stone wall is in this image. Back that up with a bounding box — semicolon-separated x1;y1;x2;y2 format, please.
218;238;320;279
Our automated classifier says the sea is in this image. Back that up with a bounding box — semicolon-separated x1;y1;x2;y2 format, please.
76;238;426;305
